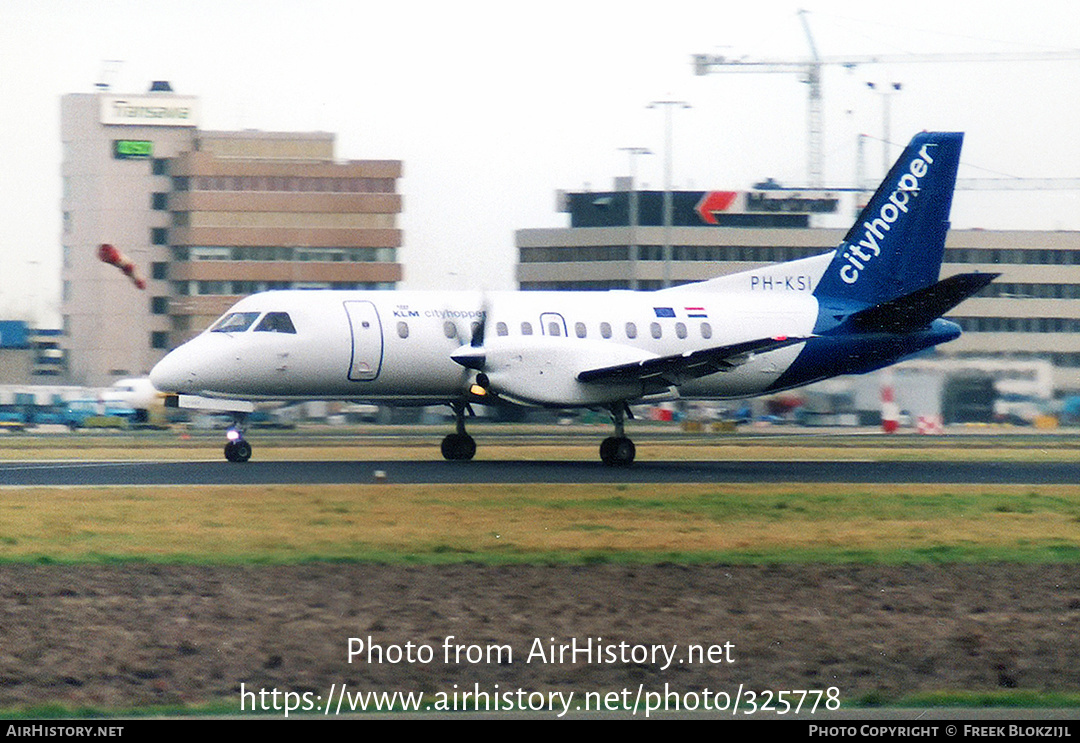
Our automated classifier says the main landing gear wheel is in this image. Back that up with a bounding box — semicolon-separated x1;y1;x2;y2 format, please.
441;432;477;461
600;436;635;467
224;438;252;463
600;402;636;467
441;401;477;461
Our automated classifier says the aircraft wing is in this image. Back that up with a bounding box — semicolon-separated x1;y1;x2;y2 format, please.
576;336;809;389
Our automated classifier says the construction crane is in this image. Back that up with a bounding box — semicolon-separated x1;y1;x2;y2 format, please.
957;178;1080;191
693;9;1080;187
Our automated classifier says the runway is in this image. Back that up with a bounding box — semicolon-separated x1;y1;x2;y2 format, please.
3;458;1079;486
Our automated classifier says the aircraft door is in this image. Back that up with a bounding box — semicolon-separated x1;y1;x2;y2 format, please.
540;312;567;337
344;300;384;381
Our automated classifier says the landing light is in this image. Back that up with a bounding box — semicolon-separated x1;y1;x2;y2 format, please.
226;428;242;442
469;384;488;397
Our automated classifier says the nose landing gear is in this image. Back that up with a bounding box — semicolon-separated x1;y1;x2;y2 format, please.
224;415;252;463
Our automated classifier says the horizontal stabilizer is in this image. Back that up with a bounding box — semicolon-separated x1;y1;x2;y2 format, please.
847;272;998;334
577;336;809;389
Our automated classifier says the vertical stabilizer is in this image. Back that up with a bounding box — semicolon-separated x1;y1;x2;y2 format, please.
814;132;963;305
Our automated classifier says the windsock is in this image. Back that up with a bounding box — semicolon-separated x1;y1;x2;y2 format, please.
881;373;899;434
98;244;146;290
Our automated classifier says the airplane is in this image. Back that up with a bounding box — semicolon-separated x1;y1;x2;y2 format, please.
100;377;163;424
149;131;996;466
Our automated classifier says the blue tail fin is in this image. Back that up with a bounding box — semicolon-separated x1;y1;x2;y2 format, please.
814;132;963;306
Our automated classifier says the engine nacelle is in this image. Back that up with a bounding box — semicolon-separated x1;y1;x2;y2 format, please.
474;337;653;406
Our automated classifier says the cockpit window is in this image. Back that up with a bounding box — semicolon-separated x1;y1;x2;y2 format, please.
254;312;297;334
210;312;261;333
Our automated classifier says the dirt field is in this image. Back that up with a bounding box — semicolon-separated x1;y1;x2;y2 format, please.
0;562;1078;713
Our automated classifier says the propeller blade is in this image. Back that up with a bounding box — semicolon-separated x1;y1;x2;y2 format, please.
471;293;490;348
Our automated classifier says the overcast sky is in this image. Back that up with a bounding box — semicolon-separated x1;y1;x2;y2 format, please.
3;0;1080;325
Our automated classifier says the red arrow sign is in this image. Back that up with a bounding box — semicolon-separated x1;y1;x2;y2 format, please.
695;191;738;224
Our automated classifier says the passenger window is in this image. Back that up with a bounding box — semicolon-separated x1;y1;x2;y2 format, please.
521;322;533;336
397;321;410;339
650;322;662;339
496;322;509;337
600;322;612;339
575;322;587;339
210;311;260;333
701;322;712;340
254;312;297;334
443;321;458;339
548;322;561;337
676;322;687;339
625;322;637;339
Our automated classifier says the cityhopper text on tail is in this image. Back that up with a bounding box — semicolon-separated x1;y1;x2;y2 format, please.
150;131;995;466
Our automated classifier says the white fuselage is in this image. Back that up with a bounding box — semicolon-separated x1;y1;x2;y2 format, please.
149;288;820;408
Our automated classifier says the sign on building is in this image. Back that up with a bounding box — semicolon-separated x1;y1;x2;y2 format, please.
100;95;199;127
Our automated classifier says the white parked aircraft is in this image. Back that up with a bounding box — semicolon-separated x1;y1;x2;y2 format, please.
100;377;162;423
150;131;994;465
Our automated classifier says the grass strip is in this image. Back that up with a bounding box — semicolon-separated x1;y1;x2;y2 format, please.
1;483;1077;564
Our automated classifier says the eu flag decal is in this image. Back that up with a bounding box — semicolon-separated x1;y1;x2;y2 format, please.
653;307;676;318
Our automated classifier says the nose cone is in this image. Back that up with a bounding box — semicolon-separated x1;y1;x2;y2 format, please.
149;344;197;394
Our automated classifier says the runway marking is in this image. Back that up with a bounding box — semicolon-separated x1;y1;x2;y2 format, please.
0;459;221;467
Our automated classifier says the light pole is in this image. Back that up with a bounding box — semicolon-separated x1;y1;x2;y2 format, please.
618;146;651;290
866;81;902;178
648;100;691;288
